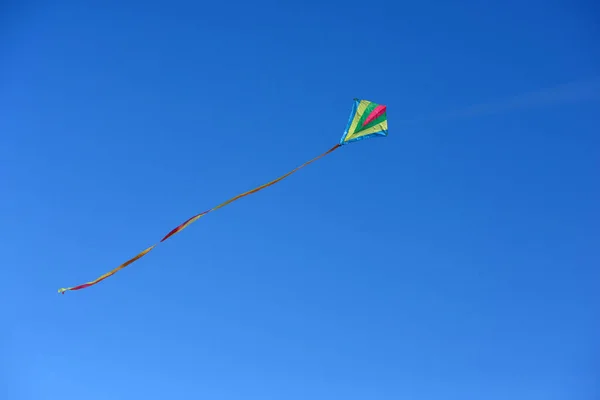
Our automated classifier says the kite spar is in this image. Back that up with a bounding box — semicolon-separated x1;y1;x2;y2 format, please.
58;98;388;294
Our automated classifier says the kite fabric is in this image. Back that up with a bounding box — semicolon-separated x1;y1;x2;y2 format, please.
58;98;388;294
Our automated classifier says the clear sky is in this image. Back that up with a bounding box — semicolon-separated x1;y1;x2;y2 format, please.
1;1;599;399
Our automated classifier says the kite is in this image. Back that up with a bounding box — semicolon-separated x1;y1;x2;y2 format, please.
58;98;388;294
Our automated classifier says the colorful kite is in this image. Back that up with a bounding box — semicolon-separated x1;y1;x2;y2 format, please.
58;98;388;294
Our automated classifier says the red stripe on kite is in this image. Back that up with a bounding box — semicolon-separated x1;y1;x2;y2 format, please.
362;105;386;126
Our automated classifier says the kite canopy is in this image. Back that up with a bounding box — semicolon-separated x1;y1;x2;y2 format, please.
340;98;388;145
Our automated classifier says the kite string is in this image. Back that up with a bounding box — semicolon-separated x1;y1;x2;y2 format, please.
58;143;342;294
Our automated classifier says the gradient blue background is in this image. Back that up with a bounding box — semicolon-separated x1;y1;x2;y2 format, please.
2;1;599;399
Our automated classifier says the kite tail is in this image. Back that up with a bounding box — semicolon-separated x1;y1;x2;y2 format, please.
58;143;341;294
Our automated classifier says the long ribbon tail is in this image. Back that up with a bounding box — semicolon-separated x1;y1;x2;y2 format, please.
58;143;341;294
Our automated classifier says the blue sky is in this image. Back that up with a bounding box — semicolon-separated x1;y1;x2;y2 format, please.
1;1;599;399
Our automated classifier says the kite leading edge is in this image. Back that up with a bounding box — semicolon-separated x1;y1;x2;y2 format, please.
58;98;388;294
